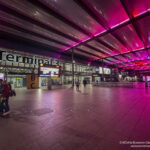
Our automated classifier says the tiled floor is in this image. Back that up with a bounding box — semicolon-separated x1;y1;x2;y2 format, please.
1;85;150;150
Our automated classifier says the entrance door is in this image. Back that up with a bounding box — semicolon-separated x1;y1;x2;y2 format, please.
16;78;23;88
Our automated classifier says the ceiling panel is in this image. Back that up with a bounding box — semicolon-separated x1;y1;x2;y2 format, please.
77;45;106;58
123;52;138;61
114;55;128;62
123;0;150;17
113;24;144;51
74;50;99;60
114;50;148;65
87;40;117;55
99;33;128;53
0;10;77;47
82;0;129;28
0;0;89;43
38;0;105;36
106;57;121;64
103;59;112;64
117;53;150;69
135;15;150;48
134;50;148;59
0;25;67;50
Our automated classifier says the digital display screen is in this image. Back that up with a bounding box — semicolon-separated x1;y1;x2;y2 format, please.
104;68;111;74
39;67;59;77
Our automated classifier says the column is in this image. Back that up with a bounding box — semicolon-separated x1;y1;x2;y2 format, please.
102;59;104;81
145;76;148;88
72;48;75;87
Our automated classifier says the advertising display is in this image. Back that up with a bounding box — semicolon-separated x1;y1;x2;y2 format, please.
99;67;111;74
104;68;111;74
39;66;59;77
27;74;39;89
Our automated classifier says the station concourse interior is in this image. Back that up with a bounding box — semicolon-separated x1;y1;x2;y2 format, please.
0;0;150;150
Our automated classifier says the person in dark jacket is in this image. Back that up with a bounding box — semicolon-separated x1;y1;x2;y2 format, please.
1;80;11;116
83;79;87;87
0;79;3;115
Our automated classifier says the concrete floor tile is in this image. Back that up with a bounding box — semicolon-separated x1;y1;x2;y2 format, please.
0;85;150;150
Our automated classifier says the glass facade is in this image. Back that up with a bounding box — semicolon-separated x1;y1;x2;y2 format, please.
0;49;113;88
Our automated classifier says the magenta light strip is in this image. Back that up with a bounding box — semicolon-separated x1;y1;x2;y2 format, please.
133;9;150;18
110;18;130;29
93;30;107;37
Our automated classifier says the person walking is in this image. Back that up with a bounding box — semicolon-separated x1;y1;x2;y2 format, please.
1;80;11;116
76;80;80;91
83;79;87;87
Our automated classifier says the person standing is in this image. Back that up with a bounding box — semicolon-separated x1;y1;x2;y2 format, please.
1;80;11;116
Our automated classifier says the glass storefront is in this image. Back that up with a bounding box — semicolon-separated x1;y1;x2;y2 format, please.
7;75;27;89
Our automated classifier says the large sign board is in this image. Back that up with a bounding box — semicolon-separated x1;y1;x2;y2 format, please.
0;50;59;66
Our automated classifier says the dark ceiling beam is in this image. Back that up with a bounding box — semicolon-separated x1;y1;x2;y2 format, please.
0;20;70;47
136;69;150;72
28;0;92;36
0;38;61;58
0;30;61;52
0;3;80;43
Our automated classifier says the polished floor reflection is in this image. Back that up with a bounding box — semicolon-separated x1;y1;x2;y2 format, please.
1;85;150;150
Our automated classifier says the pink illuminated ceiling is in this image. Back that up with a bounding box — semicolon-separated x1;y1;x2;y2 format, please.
0;0;150;70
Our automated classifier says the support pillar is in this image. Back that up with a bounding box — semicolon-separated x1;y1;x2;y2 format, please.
145;76;148;88
102;59;104;82
72;48;75;87
48;77;52;90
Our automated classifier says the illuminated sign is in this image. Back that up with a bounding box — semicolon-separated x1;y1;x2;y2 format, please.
99;67;103;74
0;50;59;66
